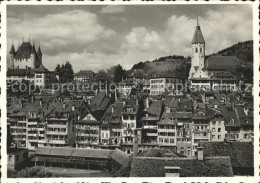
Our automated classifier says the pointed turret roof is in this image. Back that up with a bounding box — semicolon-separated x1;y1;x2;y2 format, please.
31;44;37;54
9;43;16;54
37;45;42;56
191;17;205;44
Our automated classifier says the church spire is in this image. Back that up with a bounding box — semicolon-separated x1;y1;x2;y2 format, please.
9;43;16;54
191;16;205;44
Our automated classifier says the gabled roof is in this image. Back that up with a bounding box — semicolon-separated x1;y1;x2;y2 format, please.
146;100;163;117
35;147;114;159
205;56;239;70
111;148;130;167
191;25;205;44
74;70;94;77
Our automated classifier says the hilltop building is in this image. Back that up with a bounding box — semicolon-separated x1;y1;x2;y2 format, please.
7;40;55;86
9;41;42;69
189;18;238;90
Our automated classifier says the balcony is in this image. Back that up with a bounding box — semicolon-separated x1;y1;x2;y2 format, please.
46;131;67;135
146;132;158;136
77;133;99;137
47;139;66;144
47;124;67;128
143;126;157;129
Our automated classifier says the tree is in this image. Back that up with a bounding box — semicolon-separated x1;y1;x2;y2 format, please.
113;65;126;83
95;70;111;82
12;167;54;178
55;62;74;83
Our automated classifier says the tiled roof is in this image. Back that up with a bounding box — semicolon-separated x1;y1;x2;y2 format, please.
200;141;253;168
36;147;114;159
191;25;205;44
138;148;180;158
90;91;111;109
74;70;94;77
7;69;30;76
148;70;178;79
146;100;163;117
205;56;239;70
130;157;233;177
111;148;130;167
128;69;146;78
14;42;37;59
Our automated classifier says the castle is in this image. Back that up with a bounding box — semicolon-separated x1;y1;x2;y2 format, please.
7;40;56;86
9;41;42;69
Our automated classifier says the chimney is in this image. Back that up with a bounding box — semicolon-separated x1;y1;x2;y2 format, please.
115;90;118;101
197;147;204;160
63;103;66;109
123;101;126;107
95;89;98;96
146;97;149;109
77;115;80;120
31;95;34;102
166;106;170;113
214;104;218;109
111;105;114;113
164;166;181;177
87;99;91;105
133;129;139;156
72;105;75;111
39;100;42;108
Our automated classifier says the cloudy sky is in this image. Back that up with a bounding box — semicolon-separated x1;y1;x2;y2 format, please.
7;4;252;72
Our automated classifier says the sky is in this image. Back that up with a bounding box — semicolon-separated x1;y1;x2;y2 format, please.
7;4;253;72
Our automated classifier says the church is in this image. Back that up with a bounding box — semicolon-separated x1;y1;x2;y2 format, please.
189;18;238;91
7;40;55;87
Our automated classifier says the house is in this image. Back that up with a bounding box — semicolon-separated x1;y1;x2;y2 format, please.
7;148;28;171
45;99;87;147
75;109;106;148
149;70;182;96
142;98;163;146
73;70;95;82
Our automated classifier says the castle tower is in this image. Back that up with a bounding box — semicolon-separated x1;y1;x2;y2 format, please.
9;43;16;69
37;44;42;66
189;17;205;79
10;40;42;69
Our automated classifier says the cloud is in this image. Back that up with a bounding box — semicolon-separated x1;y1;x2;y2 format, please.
101;6;125;14
7;5;252;72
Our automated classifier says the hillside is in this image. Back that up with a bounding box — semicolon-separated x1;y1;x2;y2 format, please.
131;55;190;73
211;40;253;62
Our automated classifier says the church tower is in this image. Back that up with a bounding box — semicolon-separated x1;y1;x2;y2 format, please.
189;17;205;79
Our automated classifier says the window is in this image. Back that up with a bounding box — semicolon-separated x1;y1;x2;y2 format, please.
218;128;221;132
164;138;169;143
200;47;202;53
218;135;221;139
159;138;163;143
170;139;175;144
195;47;198;53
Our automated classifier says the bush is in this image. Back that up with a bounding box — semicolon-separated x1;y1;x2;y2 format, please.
12;166;54;178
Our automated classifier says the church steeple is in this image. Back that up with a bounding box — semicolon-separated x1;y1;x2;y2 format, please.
191;16;205;44
9;43;16;54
